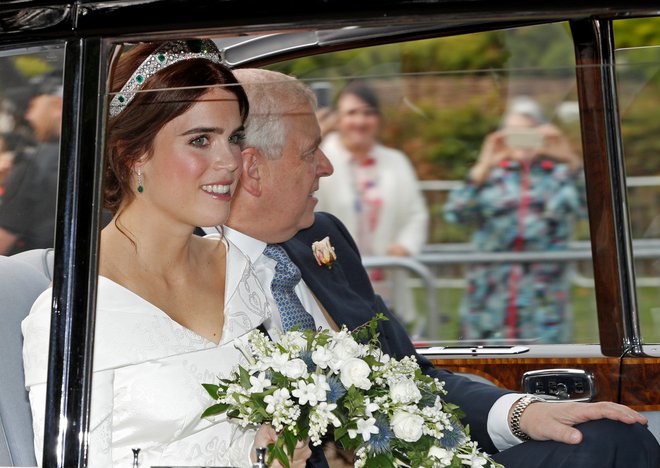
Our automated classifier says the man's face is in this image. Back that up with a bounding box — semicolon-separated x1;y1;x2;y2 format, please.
25;94;62;142
259;102;334;241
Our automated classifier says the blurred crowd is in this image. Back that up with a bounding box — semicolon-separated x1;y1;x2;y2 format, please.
314;82;585;344
0;64;587;344
0;71;62;255
315;81;429;326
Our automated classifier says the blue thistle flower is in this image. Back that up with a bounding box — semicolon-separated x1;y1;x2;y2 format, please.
326;375;346;403
367;414;392;455
440;419;468;449
299;351;317;373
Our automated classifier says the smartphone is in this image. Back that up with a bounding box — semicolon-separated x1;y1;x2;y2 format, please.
311;81;332;108
504;128;544;149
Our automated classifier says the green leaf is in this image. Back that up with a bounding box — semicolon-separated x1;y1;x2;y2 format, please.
392;447;411;466
334;425;348;440
282;429;299;459
362;355;382;367
366;452;396;468
200;402;229;418
201;383;219;398
271;372;289;387
239;366;251;388
343;386;366;415
268;441;290;468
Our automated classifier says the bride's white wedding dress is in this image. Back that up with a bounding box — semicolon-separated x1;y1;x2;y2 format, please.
22;237;271;467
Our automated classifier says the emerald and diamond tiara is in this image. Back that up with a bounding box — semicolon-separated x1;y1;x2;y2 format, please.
108;39;223;118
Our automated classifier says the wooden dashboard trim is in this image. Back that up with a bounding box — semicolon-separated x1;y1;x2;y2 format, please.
431;356;660;410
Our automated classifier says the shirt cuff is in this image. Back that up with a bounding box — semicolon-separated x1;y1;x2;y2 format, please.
487;393;526;451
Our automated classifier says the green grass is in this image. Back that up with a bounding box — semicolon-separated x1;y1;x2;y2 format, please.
411;286;660;343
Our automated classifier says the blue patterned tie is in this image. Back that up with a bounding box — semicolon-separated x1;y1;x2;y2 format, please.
263;244;316;331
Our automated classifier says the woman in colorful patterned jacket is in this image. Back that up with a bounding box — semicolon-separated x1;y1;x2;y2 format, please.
444;96;586;344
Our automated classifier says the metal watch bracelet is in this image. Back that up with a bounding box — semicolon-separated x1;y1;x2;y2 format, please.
510;395;544;440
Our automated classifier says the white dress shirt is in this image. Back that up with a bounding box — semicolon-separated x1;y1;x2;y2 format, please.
222;227;332;343
217;226;523;451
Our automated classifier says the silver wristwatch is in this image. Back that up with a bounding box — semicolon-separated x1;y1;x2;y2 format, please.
510;395;544;441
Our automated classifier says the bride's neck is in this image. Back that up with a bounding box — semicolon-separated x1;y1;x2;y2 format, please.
100;210;197;282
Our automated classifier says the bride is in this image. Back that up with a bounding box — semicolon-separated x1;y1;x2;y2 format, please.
22;39;311;467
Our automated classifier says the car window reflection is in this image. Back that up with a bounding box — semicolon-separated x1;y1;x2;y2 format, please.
0;46;63;256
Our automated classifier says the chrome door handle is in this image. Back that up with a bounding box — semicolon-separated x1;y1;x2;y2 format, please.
521;368;596;402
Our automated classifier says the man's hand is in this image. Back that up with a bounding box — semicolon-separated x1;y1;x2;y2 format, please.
252;423;312;468
519;400;648;444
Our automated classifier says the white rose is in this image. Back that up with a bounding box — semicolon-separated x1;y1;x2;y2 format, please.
339;358;372;390
332;336;362;361
389;378;422;404
268;351;291;373
391;410;424;442
429;446;454;465
282;358;308;379
327;351;344;373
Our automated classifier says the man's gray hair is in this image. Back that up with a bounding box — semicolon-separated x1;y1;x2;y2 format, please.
233;68;316;160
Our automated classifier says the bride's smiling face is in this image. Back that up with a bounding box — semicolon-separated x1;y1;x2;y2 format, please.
137;87;244;228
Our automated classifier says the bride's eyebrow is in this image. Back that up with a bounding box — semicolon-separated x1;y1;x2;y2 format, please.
180;127;224;135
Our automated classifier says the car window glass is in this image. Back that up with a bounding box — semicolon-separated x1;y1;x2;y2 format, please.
268;22;596;345
615;17;660;344
0;45;63;256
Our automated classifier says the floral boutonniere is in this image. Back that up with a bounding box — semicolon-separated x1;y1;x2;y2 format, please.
312;236;337;269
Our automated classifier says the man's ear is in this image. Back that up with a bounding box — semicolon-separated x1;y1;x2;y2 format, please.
240;147;262;197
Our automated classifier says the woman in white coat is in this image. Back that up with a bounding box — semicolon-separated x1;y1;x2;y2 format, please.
316;81;428;326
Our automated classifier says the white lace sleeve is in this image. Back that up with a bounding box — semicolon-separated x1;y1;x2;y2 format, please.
26;382;46;465
228;423;258;468
86;369;115;468
23;289;115;467
25;370;116;467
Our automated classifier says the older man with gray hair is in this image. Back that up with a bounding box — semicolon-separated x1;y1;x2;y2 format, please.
220;68;659;468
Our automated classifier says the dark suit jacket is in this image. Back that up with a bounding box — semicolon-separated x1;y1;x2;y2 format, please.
282;212;511;457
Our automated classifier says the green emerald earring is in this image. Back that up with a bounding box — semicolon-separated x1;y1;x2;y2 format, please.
137;167;143;193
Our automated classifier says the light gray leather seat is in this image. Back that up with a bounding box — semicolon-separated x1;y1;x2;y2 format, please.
12;248;54;282
0;249;52;466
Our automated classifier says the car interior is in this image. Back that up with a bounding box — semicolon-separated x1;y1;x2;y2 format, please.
0;1;659;466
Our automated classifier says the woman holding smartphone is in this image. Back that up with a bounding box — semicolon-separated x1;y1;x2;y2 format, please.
444;96;585;344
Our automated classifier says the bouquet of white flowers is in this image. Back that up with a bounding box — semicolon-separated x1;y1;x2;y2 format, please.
202;316;501;468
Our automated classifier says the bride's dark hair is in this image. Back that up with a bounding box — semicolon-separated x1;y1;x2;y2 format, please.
103;41;249;214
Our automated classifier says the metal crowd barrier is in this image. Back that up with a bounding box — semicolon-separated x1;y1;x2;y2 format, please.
362;238;660;338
